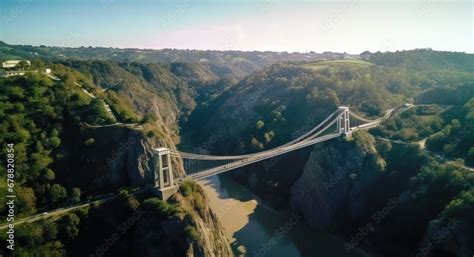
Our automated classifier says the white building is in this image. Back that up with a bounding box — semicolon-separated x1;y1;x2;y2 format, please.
1;60;31;69
3;71;27;77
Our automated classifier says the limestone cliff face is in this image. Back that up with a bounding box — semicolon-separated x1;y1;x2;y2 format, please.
290;133;386;231
177;189;234;257
74;123;184;192
131;186;233;257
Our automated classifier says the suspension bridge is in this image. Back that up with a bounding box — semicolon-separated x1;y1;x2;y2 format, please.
152;106;390;199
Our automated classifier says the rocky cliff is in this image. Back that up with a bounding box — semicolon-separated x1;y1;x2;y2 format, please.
59;122;184;194
290;132;386;231
130;183;233;257
68;183;232;257
287;131;473;257
177;183;234;257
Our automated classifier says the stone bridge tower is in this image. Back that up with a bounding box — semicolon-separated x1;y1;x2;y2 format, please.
152;148;178;200
337;106;351;136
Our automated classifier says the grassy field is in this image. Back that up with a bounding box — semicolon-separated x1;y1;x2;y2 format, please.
0;55;24;61
322;59;373;65
301;59;374;71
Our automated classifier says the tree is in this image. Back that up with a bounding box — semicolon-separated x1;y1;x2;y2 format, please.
17;187;37;213
17;60;30;70
42;169;55;181
70;188;81;203
467;147;474;165
376;140;392;154
264;131;275;143
143;197;179;218
59;214;80;239
49;184;67;204
49;137;61;148
251;137;263;150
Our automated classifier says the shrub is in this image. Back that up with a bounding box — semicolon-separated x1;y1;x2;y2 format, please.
84;138;95;146
184;225;199;242
256;120;265;129
180;181;198;197
143;197;179;218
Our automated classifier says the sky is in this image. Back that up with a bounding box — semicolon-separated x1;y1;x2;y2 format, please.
0;0;472;53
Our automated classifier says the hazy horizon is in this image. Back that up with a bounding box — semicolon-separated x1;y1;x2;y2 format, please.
2;40;473;55
1;0;473;54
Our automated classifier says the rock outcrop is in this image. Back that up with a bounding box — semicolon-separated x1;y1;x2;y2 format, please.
65;123;184;193
290;132;386;231
131;184;233;257
176;186;234;257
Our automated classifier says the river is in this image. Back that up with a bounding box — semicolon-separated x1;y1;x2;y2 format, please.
199;173;368;257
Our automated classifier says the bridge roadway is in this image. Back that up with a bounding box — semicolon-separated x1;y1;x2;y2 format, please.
173;108;393;182
174;110;341;161
177;132;343;182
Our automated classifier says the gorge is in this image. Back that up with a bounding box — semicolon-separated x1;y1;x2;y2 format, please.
0;42;473;257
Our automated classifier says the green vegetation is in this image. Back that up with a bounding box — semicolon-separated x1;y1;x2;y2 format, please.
426;98;474;165
1;41;474;257
371;105;446;142
58;213;81;240
416;84;474;105
0;62;176;257
0;73;113;214
370;49;474;73
0;188;212;257
180;180;197;197
0;40;340;79
10;219;67;256
187;58;470;153
179;181;206;212
302;59;373;71
181;50;474;257
142;197;180;219
359;139;474;256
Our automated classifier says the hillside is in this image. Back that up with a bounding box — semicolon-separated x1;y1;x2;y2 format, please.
0;64;231;257
0;41;345;79
292;132;473;257
1;46;474;257
0;69;181;214
183;50;474;151
58;60;238;124
369;49;474;73
183;57;468;152
0;182;232;257
180;52;474;257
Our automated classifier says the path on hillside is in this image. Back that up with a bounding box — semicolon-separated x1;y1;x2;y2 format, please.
0;197;109;230
74;81;118;122
375;136;474;171
0;188;147;230
374;104;473;171
83;122;142;129
46;72;119;122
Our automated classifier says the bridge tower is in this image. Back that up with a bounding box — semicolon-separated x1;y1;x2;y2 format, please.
152;147;178;200
337;106;351;136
